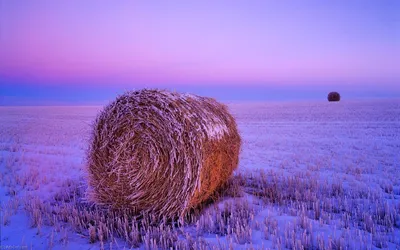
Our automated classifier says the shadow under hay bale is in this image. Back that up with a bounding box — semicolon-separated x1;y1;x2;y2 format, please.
327;91;341;102
86;89;241;219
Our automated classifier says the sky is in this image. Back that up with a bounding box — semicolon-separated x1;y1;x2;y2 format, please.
0;0;399;104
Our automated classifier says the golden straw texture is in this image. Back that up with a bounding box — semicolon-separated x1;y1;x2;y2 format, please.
86;89;241;218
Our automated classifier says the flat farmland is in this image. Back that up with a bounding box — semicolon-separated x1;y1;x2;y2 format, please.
1;100;399;249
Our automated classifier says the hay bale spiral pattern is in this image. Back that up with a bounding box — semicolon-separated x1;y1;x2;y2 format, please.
86;89;241;218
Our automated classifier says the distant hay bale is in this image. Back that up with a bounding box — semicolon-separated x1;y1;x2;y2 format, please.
86;89;241;218
327;91;341;102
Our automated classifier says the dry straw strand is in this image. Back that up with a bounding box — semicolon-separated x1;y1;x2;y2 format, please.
86;89;241;219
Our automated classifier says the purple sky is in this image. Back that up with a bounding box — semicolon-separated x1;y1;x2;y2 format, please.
0;1;399;104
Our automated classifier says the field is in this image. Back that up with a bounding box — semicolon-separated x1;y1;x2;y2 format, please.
1;100;400;249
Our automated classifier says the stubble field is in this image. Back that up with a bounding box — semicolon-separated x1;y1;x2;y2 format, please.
1;100;399;249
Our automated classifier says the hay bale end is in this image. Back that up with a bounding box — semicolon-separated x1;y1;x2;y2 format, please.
86;89;241;218
328;91;341;102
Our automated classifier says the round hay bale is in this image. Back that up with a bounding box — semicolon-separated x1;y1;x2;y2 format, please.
86;89;241;218
327;91;340;102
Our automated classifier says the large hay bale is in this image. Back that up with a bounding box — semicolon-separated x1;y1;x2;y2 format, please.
327;91;341;102
86;89;241;218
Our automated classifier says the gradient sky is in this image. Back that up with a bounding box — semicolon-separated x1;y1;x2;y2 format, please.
0;1;399;104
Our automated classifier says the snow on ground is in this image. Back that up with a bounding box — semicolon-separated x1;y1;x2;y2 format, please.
1;100;400;249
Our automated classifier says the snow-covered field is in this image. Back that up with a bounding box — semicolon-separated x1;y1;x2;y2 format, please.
1;100;400;249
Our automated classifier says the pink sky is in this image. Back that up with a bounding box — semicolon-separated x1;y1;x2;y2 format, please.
0;1;399;88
